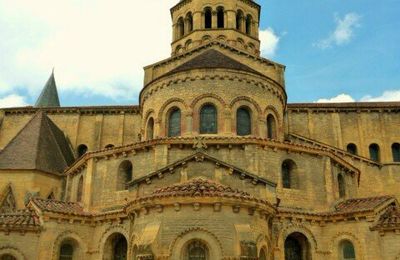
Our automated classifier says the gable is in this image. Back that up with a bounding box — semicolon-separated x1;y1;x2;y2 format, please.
0;184;16;213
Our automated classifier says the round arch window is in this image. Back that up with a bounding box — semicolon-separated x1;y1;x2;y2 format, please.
185;240;209;260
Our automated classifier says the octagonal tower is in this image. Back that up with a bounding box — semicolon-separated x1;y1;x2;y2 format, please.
140;0;286;142
171;0;261;56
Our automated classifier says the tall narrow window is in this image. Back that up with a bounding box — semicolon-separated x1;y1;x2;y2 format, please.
204;8;212;29
237;107;251;136
392;143;400;162
369;143;380;162
267;114;276;139
200;104;217;134
59;243;73;260
186;13;193;33
77;144;88;158
186;240;208;260
177;17;185;38
246;15;253;35
117;161;133;191
77;176;83;202
282;160;297;189
340;240;356;260
338;173;346;198
147;117;154;140
217;7;224;28
168;108;181;137
236;10;244;31
347;143;358;155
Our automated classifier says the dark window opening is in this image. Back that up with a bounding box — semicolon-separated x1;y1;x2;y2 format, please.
369;143;380;162
77;144;88;158
236;107;251;136
392;143;400;162
346;143;358;155
338;174;346;198
200;104;217;134
204;8;212;29
168;108;181;137
217;7;224;28
59;243;73;260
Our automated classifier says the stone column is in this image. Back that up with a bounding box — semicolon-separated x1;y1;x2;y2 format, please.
212;11;217;29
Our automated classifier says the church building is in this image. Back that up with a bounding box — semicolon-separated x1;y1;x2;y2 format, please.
0;0;399;259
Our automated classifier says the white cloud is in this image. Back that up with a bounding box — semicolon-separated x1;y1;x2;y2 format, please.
361;90;400;102
0;0;177;101
316;89;400;103
259;27;280;57
315;13;361;49
0;94;28;108
316;93;355;103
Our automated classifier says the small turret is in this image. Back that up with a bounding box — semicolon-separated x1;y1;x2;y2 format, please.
35;70;60;107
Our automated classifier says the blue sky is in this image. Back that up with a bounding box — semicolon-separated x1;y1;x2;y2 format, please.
0;0;399;107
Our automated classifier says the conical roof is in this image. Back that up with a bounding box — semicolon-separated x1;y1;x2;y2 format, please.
0;111;75;174
35;71;60;107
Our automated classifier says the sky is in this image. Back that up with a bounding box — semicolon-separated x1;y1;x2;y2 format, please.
0;0;399;108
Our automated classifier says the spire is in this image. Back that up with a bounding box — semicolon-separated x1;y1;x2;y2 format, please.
34;70;60;107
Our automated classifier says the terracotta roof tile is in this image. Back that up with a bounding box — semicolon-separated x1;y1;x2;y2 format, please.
31;198;87;215
135;177;273;207
0;210;40;227
334;196;394;214
372;206;400;230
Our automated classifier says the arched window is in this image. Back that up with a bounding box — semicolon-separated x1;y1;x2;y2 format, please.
392;143;400;162
246;15;253;35
346;143;358;155
77;176;83;202
282;160;297;189
217;7;224;28
177;17;185;38
168;108;181;137
267;114;276;139
200;104;217;134
117;161;133;191
114;235;127;260
186;240;209;260
1;255;17;260
340;240;356;260
284;232;311;260
147;117;154;140
236;107;251;136
369;143;380;162
204;8;212;29
259;248;267;260
77;144;88;158
236;10;244;31
59;243;73;260
338;173;346;198
186;13;193;33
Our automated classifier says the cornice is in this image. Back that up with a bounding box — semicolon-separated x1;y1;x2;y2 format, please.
288;102;400;113
288;133;382;167
0;106;140;116
64;136;361;180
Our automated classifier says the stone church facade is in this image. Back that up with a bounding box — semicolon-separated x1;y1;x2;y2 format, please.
0;0;400;259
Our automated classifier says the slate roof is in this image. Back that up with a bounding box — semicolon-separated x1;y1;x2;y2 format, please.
0;111;75;174
0;209;40;228
30;197;87;215
35;71;60;107
168;49;264;77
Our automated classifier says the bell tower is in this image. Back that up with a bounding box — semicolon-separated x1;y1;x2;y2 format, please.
170;0;261;56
